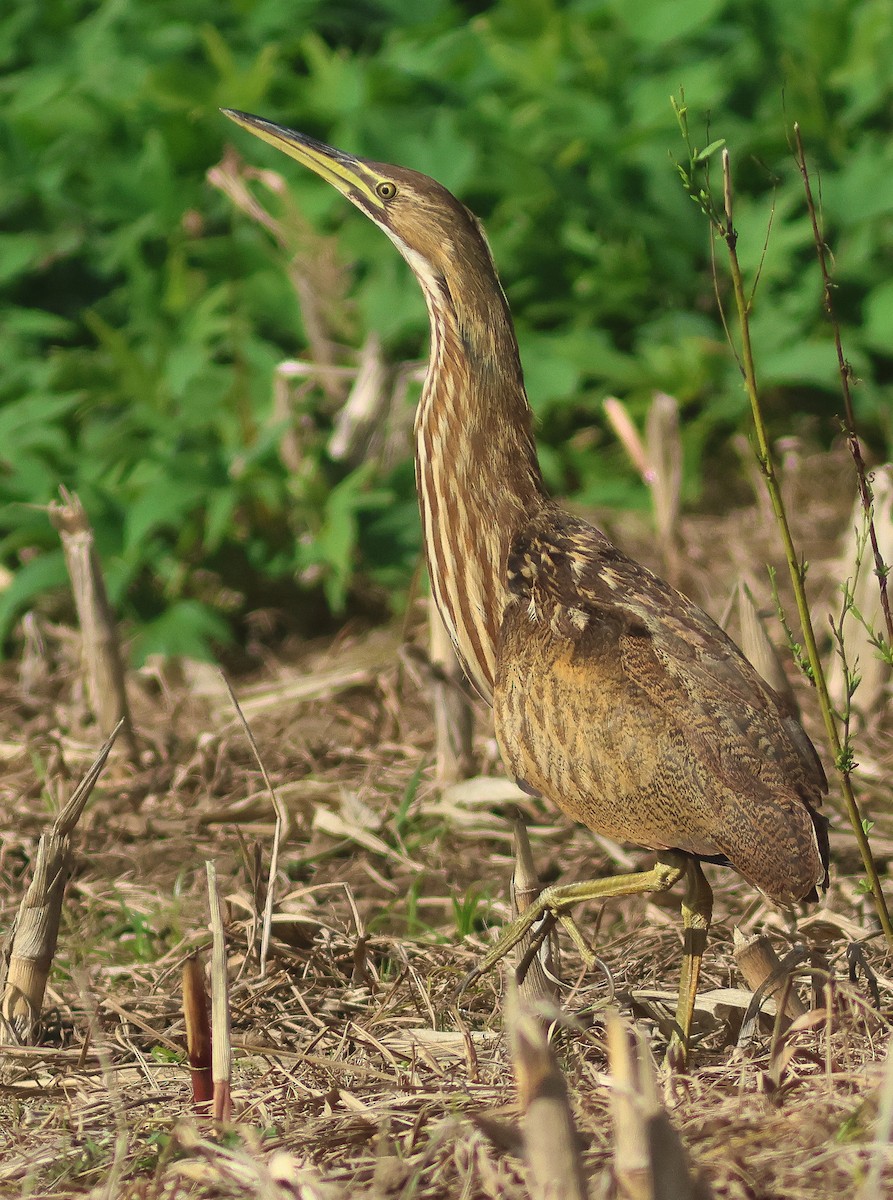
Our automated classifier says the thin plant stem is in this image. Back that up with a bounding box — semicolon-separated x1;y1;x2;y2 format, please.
673;94;892;942
717;148;893;947
220;670;287;977
793;124;893;657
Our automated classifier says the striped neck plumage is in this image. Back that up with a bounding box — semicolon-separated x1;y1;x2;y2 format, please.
406;243;546;702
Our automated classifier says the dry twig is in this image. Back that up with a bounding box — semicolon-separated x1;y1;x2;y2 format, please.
208;148;347;398
859;1034;893;1200
328;333;390;464
220;672;288;975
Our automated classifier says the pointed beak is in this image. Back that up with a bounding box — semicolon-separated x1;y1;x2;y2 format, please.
221;109;383;213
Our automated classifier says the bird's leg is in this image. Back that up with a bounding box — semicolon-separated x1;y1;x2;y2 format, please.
555;910;600;966
459;851;687;996
665;858;713;1071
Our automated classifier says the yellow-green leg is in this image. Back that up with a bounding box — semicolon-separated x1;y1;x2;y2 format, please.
458;850;714;1069
665;858;713;1070
458;852;687;987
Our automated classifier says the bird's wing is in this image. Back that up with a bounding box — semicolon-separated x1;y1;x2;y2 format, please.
494;506;827;903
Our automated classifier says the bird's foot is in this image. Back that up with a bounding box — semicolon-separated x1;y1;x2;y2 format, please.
455;858;688;1004
663;1028;690;1073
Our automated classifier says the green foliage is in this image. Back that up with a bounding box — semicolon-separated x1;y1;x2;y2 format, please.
451;887;493;938
393;756;427;841
2;0;892;656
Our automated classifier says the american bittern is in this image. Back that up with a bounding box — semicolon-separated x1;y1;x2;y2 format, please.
223;110;829;1065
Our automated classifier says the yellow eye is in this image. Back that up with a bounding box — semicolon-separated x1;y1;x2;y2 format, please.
376;181;397;200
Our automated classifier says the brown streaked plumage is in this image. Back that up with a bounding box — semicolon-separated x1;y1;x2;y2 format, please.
223;109;829;1065
499;508;827;904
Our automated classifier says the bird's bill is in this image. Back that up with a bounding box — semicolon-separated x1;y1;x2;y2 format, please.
221;109;383;213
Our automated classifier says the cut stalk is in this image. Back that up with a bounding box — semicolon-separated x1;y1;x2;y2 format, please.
183;954;213;1112
48;489;138;762
510;817;558;1008
1;723;123;1041
508;984;589;1200
606;1010;711;1200
206;862;233;1121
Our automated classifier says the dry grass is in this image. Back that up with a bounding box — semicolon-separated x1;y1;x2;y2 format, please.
1;446;892;1200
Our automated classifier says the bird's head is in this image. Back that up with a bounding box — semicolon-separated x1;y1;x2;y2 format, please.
222;110;501;310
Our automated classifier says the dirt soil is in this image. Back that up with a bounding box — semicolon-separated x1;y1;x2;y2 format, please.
1;446;892;1199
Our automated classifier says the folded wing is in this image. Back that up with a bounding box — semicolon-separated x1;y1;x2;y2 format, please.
494;505;827;905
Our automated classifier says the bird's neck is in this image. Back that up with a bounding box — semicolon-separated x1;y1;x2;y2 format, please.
414;275;546;700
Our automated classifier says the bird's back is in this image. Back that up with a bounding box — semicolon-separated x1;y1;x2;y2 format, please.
494;505;828;906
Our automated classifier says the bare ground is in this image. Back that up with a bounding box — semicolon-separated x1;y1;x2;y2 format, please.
1;446;892;1199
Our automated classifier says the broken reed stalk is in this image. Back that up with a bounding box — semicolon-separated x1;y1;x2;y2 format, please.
48;489;138;762
1;722;123;1042
220;672;287;976
736;582;800;717
208;150;344;400
645;392;683;586
603;394;683;586
182;954;214;1112
828;471;893;715
507;984;588;1200
206;861;233;1121
858;1032;893;1200
794;124;893;658
732;928;807;1023
606;1011;711;1200
328;333;389;465
715;147;893;946
510;816;558;1008
428;606;474;785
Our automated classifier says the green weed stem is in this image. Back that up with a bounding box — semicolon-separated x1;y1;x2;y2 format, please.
793;123;893;659
716;148;893;946
673;95;891;942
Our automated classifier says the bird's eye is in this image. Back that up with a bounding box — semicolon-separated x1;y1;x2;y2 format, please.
376;181;397;200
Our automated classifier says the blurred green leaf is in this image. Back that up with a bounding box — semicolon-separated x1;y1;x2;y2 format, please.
0;549;68;645
863;280;893;353
130;599;233;663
